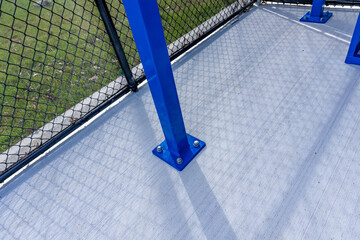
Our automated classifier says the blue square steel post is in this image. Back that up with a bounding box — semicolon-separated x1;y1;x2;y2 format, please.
122;0;205;171
300;0;332;23
345;13;360;65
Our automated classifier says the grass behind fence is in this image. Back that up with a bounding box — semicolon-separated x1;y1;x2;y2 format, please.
0;0;238;154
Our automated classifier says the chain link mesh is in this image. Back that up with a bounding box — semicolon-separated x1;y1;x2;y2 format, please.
0;0;128;174
106;0;251;79
0;0;251;178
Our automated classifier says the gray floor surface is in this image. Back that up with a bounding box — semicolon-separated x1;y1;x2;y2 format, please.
1;5;360;240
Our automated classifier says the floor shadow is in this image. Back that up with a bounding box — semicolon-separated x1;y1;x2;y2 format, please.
130;91;197;239
0;88;196;239
180;161;238;240
254;72;359;239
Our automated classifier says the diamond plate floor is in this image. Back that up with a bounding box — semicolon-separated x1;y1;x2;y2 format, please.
1;5;360;240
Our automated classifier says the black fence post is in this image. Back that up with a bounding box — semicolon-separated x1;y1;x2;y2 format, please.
94;0;138;92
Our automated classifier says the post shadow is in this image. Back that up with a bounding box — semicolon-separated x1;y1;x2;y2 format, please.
254;72;359;239
133;86;238;239
180;162;238;240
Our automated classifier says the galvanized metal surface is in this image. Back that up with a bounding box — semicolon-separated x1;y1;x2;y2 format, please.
1;5;360;240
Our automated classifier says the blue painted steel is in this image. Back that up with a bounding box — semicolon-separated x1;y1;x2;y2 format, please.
345;13;360;65
153;134;206;171
122;0;205;170
300;0;332;23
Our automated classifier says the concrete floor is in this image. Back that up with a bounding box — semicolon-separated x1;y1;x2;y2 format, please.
1;5;360;240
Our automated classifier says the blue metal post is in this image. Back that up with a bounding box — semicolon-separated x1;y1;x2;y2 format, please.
122;0;205;171
300;0;332;23
345;13;360;65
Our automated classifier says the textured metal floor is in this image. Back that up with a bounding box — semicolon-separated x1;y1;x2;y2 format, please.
1;5;360;240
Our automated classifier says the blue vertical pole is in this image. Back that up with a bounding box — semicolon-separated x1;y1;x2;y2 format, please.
345;13;360;65
300;0;332;23
122;0;205;171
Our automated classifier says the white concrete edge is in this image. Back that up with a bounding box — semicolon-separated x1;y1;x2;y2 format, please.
0;90;132;188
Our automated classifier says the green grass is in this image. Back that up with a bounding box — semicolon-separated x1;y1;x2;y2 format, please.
0;0;237;153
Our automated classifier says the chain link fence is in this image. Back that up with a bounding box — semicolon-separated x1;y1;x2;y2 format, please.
0;0;253;180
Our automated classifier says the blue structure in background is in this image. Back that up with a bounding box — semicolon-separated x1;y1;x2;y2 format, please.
345;13;360;65
300;0;332;23
122;0;205;171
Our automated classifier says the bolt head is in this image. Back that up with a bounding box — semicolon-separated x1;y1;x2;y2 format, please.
156;146;163;153
193;140;200;148
176;158;183;164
